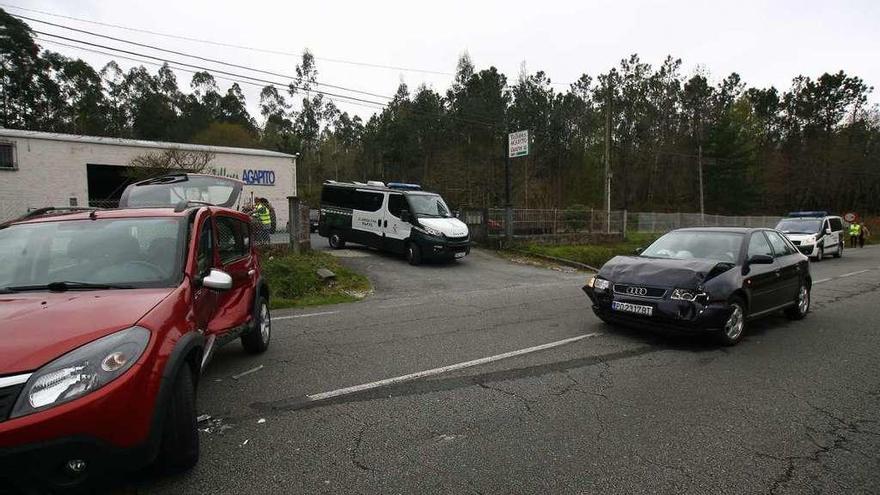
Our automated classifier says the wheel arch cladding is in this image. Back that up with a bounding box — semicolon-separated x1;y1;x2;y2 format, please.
730;288;750;310
148;332;205;457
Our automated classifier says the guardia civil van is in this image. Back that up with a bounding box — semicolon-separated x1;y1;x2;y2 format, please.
318;181;470;265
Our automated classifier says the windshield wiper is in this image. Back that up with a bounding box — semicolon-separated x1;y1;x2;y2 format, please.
6;281;136;292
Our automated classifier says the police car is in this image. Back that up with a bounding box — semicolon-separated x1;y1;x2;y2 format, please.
318;181;470;265
775;211;845;261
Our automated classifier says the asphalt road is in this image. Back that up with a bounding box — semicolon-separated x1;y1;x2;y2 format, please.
138;239;880;494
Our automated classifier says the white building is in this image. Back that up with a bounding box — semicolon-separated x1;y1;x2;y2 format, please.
0;129;297;226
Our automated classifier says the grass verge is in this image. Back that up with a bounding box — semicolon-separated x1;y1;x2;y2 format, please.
517;232;661;269
260;247;371;310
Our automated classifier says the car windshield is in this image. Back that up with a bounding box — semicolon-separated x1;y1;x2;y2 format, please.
407;194;452;218
641;231;744;263
0;218;184;291
776;218;822;234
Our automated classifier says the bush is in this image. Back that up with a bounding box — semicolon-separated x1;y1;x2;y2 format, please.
260;248;371;309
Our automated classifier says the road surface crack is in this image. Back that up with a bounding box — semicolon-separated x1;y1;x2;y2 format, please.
476;382;534;412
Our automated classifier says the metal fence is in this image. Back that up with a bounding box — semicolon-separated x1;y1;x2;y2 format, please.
461;208;785;242
631;212;782;233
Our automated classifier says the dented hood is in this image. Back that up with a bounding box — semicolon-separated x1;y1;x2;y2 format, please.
598;256;733;288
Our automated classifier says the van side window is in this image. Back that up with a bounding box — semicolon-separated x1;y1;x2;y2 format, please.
830;218;842;231
748;232;774;258
388;194;407;218
353;191;383;212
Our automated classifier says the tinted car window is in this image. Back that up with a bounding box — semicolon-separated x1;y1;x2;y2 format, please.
748;232;774;258
766;231;793;257
216;216;248;263
830;218;843;231
353;191;384;212
388;194;407;218
196;218;213;275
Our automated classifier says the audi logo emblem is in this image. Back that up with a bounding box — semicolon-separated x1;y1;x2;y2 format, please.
626;286;648;296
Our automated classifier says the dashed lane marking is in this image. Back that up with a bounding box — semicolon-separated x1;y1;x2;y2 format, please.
306;333;602;402
838;269;870;278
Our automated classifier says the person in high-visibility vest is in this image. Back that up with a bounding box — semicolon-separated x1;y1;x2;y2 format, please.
849;222;861;248
253;199;272;243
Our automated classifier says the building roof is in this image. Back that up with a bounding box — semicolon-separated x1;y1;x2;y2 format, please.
0;128;297;159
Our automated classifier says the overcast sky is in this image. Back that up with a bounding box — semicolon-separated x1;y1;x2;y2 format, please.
7;0;879;122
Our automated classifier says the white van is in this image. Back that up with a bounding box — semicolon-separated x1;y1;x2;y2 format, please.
775;211;844;261
317;181;470;265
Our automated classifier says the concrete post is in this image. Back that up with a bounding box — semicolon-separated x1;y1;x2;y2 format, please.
288;196;301;253
505;206;514;245
623;209;628;239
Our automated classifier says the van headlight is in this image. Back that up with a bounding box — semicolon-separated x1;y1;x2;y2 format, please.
10;326;150;418
418;225;443;237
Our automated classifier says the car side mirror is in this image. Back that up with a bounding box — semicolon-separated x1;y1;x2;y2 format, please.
201;269;233;290
634;247;644;255
747;254;774;265
825;227;832;234
400;210;412;223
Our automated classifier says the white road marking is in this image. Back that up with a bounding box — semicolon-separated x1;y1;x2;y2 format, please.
307;333;601;402
813;278;831;285
231;365;264;380
838;269;870;278
273;311;339;321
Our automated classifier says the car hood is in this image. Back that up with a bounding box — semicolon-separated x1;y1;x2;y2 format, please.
782;233;818;242
0;288;173;374
419;217;469;237
599;256;735;289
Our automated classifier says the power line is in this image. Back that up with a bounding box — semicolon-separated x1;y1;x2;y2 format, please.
34;33;500;129
12;12;394;101
33;30;391;108
1;2;455;77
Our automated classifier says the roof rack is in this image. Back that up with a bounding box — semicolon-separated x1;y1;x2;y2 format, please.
1;207;104;227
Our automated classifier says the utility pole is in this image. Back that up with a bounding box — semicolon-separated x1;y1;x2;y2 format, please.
604;78;613;233
698;143;704;223
504;132;513;243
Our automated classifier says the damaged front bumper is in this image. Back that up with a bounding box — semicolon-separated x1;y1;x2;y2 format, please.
583;285;732;333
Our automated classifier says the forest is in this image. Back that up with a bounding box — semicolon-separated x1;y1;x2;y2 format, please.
2;8;878;214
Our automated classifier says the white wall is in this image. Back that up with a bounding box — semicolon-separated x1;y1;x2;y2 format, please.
0;136;296;226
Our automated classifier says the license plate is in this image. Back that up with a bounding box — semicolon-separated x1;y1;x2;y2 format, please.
454;251;466;259
611;301;653;316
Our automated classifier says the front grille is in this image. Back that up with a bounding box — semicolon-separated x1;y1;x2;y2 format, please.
613;284;667;299
446;235;469;242
0;384;24;422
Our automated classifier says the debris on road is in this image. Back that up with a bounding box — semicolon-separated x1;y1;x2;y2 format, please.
196;414;211;423
257;418;267;424
240;439;249;447
232;365;264;380
198;417;232;434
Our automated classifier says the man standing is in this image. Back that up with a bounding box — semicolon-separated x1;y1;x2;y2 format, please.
254;198;272;244
849;221;861;248
858;221;870;248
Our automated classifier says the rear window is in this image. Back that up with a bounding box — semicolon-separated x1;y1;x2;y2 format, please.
121;175;242;208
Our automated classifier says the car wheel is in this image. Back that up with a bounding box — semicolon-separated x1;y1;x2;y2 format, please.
833;242;843;258
329;232;346;249
814;245;823;262
717;297;747;346
157;365;199;473
785;282;810;320
242;295;271;354
406;242;422;266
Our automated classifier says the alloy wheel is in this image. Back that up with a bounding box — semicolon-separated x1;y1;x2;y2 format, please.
725;304;744;341
260;302;271;342
797;285;809;315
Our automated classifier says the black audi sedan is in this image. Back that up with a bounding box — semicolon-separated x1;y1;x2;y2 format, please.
583;228;811;345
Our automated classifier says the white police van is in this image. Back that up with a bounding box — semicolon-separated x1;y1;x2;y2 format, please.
317;181;470;265
775;211;844;261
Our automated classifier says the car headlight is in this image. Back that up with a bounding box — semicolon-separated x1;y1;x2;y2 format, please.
10;326;150;418
671;288;705;302
588;276;611;290
802;236;816;245
418;225;443;237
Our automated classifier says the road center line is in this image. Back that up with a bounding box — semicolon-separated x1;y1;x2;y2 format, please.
306;333;601;402
273;311;339;321
838;269;870;278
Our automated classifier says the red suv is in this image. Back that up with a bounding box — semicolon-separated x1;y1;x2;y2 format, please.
0;175;271;491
